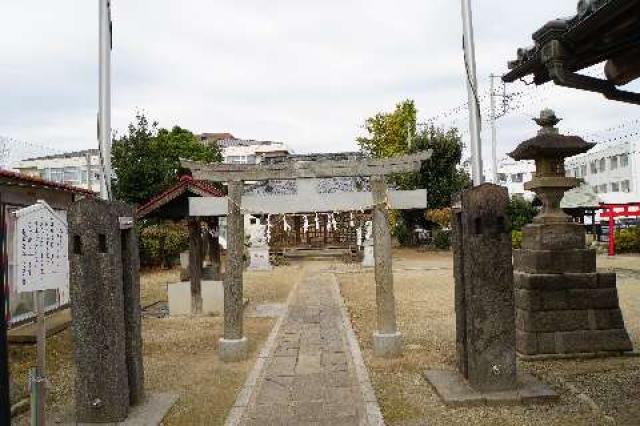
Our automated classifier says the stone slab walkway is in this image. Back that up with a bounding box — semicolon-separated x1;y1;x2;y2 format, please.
239;266;376;425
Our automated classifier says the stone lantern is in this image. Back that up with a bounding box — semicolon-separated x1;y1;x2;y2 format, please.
509;109;594;224
508;109;633;357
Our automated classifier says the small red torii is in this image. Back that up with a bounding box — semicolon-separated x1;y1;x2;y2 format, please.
600;202;640;256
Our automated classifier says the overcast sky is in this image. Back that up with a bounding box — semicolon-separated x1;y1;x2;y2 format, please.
1;0;639;163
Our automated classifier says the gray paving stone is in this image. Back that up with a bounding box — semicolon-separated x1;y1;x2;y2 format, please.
240;269;368;425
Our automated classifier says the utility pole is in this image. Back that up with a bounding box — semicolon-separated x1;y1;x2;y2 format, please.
99;0;113;200
490;74;498;183
461;0;484;186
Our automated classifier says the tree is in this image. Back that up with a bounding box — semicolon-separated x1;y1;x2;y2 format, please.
357;100;471;234
112;113;222;205
507;197;538;231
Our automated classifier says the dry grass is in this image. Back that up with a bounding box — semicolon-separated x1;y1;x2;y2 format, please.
336;249;640;426
10;264;302;425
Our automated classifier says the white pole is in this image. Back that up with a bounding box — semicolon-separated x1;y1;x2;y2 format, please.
490;74;498;183
99;0;112;200
461;0;484;186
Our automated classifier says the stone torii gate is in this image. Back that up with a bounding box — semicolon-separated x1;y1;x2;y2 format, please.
183;151;432;361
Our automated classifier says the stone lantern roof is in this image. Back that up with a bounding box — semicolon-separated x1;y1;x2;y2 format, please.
508;109;595;161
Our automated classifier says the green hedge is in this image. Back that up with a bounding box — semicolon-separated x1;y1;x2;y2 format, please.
433;230;451;250
512;230;523;249
615;226;640;253
139;223;189;267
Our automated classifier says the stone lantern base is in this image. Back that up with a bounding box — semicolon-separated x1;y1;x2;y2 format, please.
514;224;633;356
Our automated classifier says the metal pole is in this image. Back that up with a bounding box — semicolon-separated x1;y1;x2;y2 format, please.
461;0;484;186
490;74;498;183
30;290;46;425
86;151;93;192
99;0;112;200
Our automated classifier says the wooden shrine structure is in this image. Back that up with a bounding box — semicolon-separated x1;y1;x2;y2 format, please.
136;175;225;314
183;151;432;361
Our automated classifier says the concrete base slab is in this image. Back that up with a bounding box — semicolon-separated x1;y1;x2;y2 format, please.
168;281;223;316
219;337;249;362
65;393;178;425
373;331;403;358
424;370;558;407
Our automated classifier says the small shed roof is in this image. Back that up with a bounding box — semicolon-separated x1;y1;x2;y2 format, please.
136;175;224;219
0;169;95;195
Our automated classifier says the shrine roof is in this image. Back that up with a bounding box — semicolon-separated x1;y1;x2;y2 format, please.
136;175;224;219
0;169;95;195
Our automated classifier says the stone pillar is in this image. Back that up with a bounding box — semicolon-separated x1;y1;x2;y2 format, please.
219;180;248;361
453;184;516;392
69;199;145;423
370;175;402;357
0;237;9;424
114;204;145;406
188;218;203;314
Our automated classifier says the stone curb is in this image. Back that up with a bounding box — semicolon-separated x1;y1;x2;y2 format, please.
224;274;301;426
329;273;385;426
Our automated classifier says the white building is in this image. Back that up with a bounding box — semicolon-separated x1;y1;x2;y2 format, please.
496;157;536;201
12;149;102;193
565;139;639;204
199;133;290;165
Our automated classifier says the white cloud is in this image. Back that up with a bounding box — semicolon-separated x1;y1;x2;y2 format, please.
1;0;638;161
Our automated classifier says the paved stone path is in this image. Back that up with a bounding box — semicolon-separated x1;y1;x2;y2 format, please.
241;267;370;425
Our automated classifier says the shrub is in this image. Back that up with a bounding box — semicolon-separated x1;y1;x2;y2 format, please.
507;198;537;231
139;223;189;267
433;230;451;250
512;230;523;249
615;226;640;253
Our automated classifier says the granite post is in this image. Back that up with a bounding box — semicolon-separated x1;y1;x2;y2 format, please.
454;184;516;391
219;180;248;361
425;184;557;405
114;204;145;406
371;175;402;357
510;110;633;357
69;199;145;423
188;218;203;314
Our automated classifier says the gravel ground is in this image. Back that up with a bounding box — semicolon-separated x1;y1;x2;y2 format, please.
336;249;640;426
9;264;303;425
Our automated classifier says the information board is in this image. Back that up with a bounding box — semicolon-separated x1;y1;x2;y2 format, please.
14;200;69;293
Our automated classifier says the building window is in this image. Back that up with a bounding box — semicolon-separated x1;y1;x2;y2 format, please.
611;182;620;193
64;167;80;183
498;173;507;183
610;156;618;170
511;173;524;183
599;184;608;193
599;158;606;172
621;180;631;193
620;154;629;167
49;168;64;182
581;165;587;177
590;161;598;174
593;185;599;194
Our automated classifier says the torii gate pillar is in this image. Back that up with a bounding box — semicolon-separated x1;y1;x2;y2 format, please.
371;176;403;357
219;180;248;362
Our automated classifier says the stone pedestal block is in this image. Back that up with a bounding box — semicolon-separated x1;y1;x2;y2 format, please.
373;332;403;358
248;246;272;271
362;242;374;267
521;222;586;251
168;281;224;316
514;230;633;357
219;337;249;362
